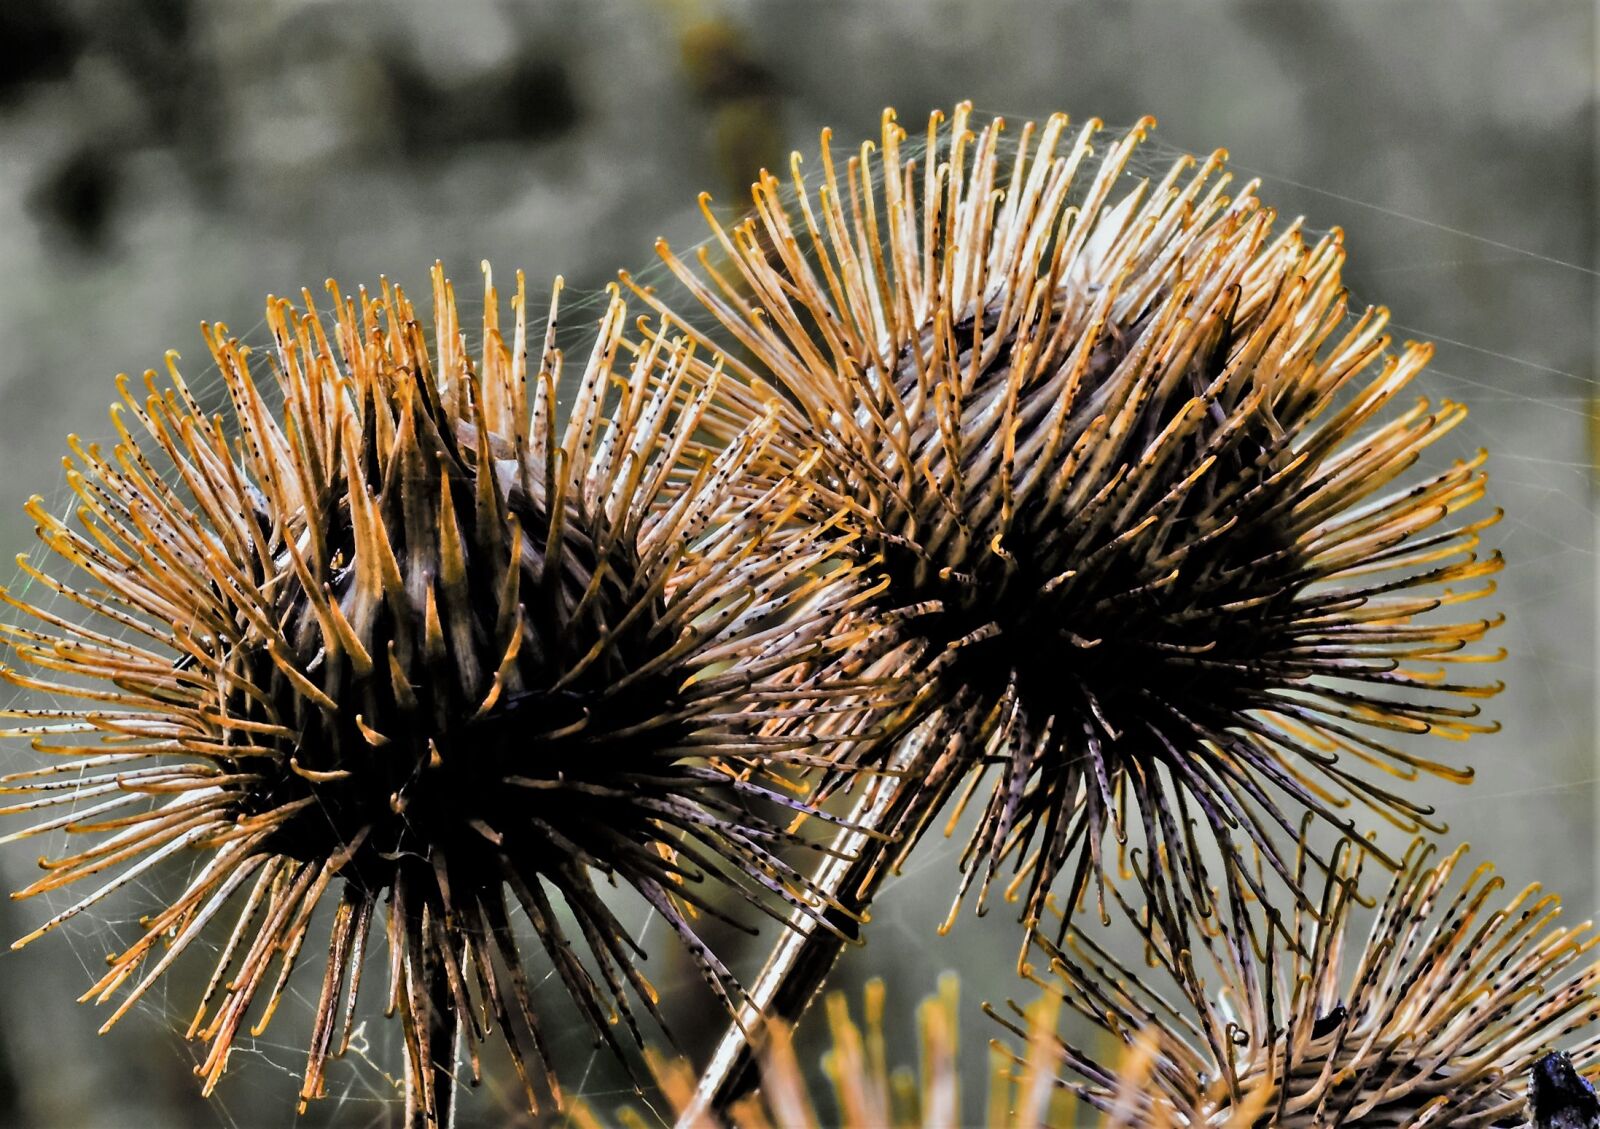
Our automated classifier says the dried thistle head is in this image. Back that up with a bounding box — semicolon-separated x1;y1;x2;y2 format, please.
594;974;1076;1128
628;102;1504;946
0;264;873;1118
1009;832;1600;1127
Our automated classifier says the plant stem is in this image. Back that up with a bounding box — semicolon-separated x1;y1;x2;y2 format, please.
681;733;955;1123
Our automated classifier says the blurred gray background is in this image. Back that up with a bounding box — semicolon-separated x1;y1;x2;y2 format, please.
0;1;1593;1125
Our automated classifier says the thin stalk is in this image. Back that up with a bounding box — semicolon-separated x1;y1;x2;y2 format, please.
681;730;956;1123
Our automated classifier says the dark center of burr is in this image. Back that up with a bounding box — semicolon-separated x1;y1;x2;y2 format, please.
874;300;1300;740
212;416;685;891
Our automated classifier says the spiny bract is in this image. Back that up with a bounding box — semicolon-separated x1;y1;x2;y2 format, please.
629;102;1505;949
0;264;875;1119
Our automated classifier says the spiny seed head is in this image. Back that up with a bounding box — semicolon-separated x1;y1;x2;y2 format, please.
1009;831;1600;1127
629;101;1505;950
613;975;1074;1128
0;263;873;1116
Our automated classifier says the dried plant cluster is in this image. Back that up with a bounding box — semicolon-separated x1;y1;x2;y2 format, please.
635;103;1505;949
1012;830;1600;1127
602;975;1290;1129
0;101;1592;1129
0;266;878;1120
599;976;1074;1129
